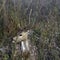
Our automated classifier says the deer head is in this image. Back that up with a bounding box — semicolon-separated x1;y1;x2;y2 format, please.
12;30;30;43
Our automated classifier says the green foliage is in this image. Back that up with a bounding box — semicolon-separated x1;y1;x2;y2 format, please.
3;54;9;60
0;0;60;60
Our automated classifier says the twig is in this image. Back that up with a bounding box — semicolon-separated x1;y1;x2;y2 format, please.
29;9;32;25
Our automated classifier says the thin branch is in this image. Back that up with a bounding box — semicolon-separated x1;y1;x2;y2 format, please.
29;9;32;25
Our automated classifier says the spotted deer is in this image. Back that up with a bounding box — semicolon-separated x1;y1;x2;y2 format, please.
12;30;38;60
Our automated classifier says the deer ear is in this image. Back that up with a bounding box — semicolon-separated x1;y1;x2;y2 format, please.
12;37;17;43
13;37;16;40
